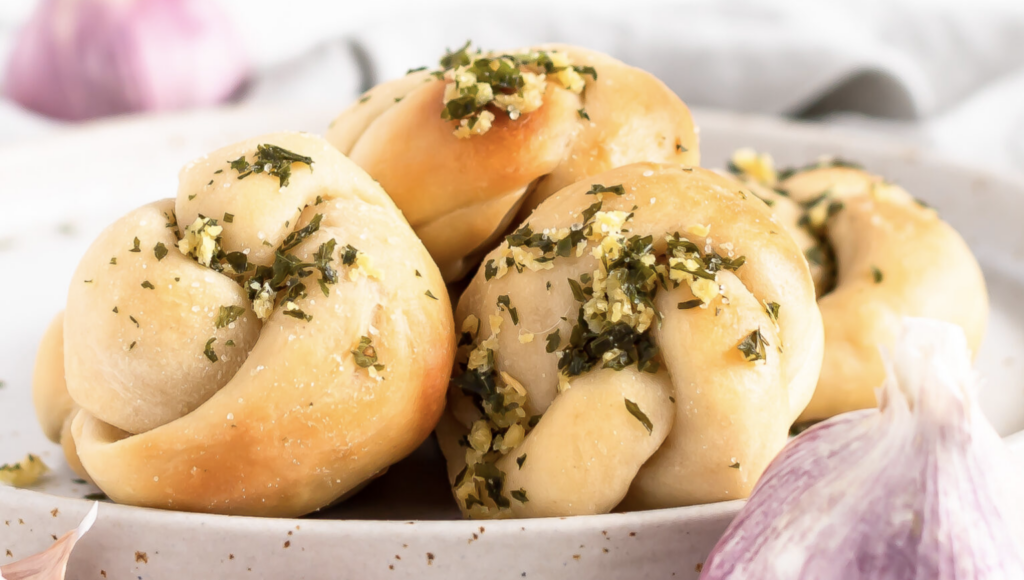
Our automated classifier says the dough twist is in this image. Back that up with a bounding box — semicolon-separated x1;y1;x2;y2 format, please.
33;132;454;517
729;152;988;421
437;163;823;518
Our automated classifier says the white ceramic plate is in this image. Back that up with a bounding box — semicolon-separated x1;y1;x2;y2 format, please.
2;106;1023;580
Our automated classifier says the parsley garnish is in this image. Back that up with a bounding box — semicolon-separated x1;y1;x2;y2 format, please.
223;213;234;223
425;290;439;300
624;398;653;434
279;214;323;252
567;279;586;302
140;281;154;290
586;183;625;196
545;330;561;353
511;489;529;503
341;245;359;266
737;328;769;362
130;237;141;252
153;242;168;261
872;266;884;284
203;338;218;362
496;295;518;324
678;299;703;310
228;144;314;188
352;336;385;371
577;108;590;120
517;454;527;469
215;305;246;328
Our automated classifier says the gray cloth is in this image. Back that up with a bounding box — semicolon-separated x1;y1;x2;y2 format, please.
2;0;1023;170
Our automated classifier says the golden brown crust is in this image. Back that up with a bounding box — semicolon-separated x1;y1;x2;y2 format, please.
439;163;822;517
37;132;455;517
326;44;699;281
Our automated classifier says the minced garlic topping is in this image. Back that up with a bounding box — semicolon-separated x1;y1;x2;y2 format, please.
0;454;49;487
349;252;383;281
452;303;535;519
667;237;731;306
438;44;593;138
178;217;223;267
251;281;276;321
582;211;659;337
730;147;778;187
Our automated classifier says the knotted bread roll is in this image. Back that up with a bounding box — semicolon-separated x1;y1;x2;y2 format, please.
437;163;824;518
33;132;455;517
326;43;699;281
728;150;988;422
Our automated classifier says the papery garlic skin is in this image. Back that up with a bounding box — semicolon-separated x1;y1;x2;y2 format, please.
0;502;97;580
701;318;1024;580
5;0;248;121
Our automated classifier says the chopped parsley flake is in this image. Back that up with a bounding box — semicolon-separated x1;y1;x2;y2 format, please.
545;330;561;353
140;280;154;289
737;328;769;363
130;237;141;252
215;305;246;328
586;183;626;196
425;290;439;300
153;242;168;261
203;338;218;362
228;144;314;188
223;213;234;223
279;214;323;252
352;336;385;372
872;266;884;284
624;398;653;434
511;489;529;503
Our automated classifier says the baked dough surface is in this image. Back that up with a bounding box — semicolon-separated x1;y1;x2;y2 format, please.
33;132;455;517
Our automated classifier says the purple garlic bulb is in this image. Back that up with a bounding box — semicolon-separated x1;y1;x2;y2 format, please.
702;318;1024;579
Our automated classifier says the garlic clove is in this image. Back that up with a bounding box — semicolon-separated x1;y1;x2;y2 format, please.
701;318;1024;579
0;503;98;580
4;0;249;121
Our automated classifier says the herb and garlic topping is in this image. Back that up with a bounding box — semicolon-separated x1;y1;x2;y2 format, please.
727;148;914;295
0;454;49;487
451;311;538;518
432;42;596;138
449;183;754;517
228;143;314;188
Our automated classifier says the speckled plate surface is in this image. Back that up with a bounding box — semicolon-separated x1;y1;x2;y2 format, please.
2;106;1024;580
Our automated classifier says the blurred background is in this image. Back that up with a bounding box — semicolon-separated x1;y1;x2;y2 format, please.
0;0;1023;172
